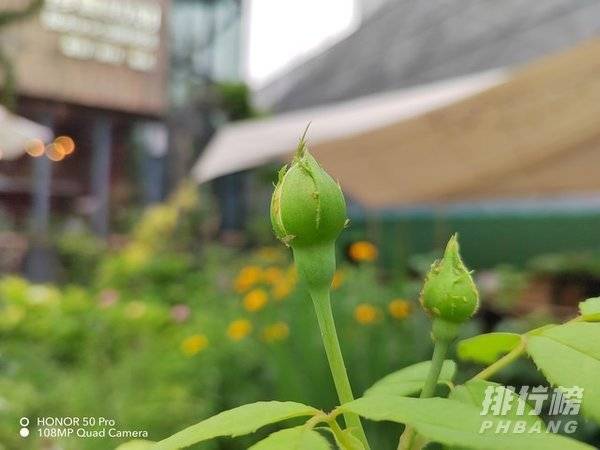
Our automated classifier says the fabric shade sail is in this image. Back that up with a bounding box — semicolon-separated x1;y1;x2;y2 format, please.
193;71;507;183
193;39;600;208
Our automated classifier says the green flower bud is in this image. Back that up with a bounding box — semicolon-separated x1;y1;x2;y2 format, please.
270;130;370;449
270;135;347;249
420;234;479;325
270;130;347;292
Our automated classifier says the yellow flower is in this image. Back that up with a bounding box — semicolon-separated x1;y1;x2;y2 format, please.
263;266;284;284
354;303;379;325
243;289;268;312
262;322;290;343
227;319;252;341
181;334;209;356
389;299;412;320
234;266;263;293
348;241;378;262
331;270;344;290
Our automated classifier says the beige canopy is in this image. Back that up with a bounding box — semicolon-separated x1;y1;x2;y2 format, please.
193;71;507;182
193;38;600;208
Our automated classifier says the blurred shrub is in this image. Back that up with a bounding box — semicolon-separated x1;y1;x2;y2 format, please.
8;180;590;449
528;251;600;277
0;228;435;449
216;83;261;121
56;230;106;284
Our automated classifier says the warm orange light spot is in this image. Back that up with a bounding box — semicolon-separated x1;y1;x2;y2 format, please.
25;139;45;157
54;136;75;155
45;143;65;161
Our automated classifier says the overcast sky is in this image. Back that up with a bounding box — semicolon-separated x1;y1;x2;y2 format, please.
245;0;356;87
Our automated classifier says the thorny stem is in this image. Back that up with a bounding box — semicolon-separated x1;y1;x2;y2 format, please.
310;287;371;450
472;337;527;381
398;338;450;450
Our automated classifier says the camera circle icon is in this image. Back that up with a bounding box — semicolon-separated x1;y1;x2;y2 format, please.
20;428;30;438
19;417;30;427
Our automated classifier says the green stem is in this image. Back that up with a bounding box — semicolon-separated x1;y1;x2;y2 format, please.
472;338;526;381
329;419;357;450
311;287;370;450
420;338;449;398
398;338;450;450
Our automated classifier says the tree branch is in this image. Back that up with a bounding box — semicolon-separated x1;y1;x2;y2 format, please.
0;0;44;27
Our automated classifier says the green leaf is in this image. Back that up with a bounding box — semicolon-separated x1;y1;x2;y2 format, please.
449;378;542;450
457;333;522;364
248;426;330;450
340;396;592;449
526;321;600;423
152;401;318;450
450;379;538;423
579;297;600;322
116;441;156;450
364;360;456;397
527;324;558;336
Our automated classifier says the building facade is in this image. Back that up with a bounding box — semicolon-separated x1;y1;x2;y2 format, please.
170;0;246;240
0;0;171;278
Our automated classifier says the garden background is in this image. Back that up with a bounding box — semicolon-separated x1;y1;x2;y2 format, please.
2;1;600;449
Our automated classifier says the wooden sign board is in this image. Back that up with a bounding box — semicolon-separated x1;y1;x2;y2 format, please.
1;0;169;116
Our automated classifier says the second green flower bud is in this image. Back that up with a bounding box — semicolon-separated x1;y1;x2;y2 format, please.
420;234;479;324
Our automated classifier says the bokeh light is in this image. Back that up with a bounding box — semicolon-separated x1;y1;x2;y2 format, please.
25;139;45;157
54;136;75;155
45;143;65;161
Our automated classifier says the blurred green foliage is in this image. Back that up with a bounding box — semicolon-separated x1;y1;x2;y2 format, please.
2;182;599;449
0;182;433;450
216;83;261;122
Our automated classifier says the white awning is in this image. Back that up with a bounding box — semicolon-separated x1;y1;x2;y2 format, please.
192;70;508;183
0;106;54;160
